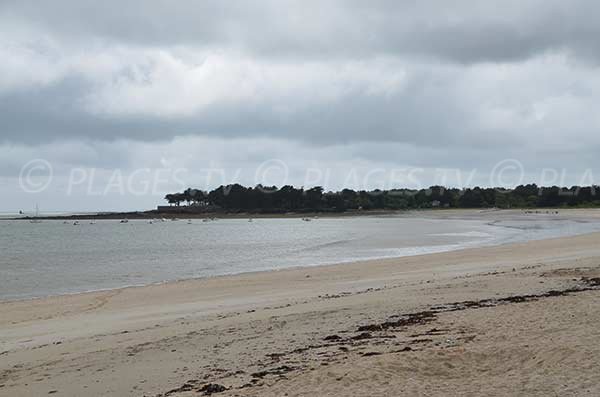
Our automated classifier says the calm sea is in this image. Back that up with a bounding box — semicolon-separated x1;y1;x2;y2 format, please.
1;214;599;300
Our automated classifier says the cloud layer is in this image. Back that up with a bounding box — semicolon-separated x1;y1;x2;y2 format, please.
1;1;600;210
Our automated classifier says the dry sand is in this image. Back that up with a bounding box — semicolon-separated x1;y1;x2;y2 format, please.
2;221;600;396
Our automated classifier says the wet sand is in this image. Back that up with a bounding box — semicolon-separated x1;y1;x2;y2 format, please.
2;220;600;395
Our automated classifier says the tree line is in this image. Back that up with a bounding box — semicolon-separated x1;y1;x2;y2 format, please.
164;184;600;213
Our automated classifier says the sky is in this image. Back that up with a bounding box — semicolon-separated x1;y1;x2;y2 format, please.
2;0;600;212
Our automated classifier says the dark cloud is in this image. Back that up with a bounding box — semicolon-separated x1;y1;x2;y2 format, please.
0;67;519;150
1;0;600;202
3;0;600;63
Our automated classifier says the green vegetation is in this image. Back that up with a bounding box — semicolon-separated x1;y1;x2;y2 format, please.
164;184;600;213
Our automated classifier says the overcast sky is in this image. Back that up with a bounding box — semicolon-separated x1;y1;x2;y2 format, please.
2;0;600;212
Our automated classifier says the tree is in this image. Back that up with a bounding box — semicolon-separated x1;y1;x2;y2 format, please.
164;183;600;212
305;186;324;209
164;193;182;206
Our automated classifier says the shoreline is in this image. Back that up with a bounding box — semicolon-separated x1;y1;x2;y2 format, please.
4;207;600;303
3;229;600;318
1;226;595;304
0;239;485;304
9;206;600;221
7;208;402;221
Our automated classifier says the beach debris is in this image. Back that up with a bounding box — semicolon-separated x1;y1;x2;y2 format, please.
318;292;352;299
251;365;295;378
154;275;600;397
160;381;196;396
266;352;285;361
239;382;256;389
355;324;381;332
351;332;373;340
361;351;382;357
158;379;227;397
410;328;449;338
583;277;600;287
199;383;227;395
357;311;436;332
394;346;412;353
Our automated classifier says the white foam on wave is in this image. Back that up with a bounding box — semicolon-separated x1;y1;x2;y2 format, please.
429;231;492;238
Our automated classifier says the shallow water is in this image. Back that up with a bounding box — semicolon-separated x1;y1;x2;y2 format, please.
1;214;600;300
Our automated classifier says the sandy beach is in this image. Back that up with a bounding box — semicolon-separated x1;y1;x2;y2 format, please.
5;1;600;395
2;222;600;396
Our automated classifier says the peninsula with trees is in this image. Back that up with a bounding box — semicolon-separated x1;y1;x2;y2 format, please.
160;184;600;214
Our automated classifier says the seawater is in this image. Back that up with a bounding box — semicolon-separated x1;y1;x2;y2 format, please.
1;214;599;300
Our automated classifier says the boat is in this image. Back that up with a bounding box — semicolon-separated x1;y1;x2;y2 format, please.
120;219;129;224
89;220;96;225
148;220;154;224
161;218;167;222
73;221;80;226
301;217;312;222
187;219;193;224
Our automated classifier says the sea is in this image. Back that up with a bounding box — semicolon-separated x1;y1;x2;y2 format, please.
2;212;600;301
